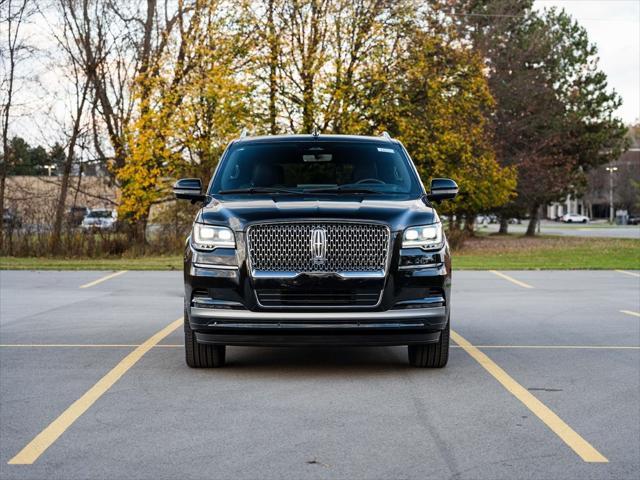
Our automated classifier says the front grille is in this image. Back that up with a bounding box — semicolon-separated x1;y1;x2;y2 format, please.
257;289;381;308
247;222;390;273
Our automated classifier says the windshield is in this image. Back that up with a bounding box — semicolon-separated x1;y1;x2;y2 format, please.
88;210;112;218
209;141;422;195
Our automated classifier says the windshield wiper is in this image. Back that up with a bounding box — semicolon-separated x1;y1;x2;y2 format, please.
305;186;380;194
216;187;302;195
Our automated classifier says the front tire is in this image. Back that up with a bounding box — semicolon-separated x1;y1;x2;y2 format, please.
184;313;226;368
408;320;449;368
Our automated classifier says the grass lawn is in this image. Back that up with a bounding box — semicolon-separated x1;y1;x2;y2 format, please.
0;255;182;270
454;235;640;270
1;235;639;270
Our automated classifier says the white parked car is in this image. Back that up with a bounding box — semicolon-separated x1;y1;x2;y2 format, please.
561;213;589;224
81;209;117;231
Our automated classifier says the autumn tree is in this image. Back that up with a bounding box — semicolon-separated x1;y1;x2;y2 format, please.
120;0;514;234
381;26;516;231
47;0;96;252
1;0;34;246
253;0;416;135
40;0;519;246
118;1;254;236
452;1;626;235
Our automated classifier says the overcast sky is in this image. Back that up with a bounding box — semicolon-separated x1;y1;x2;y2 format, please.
535;0;640;124
7;1;640;147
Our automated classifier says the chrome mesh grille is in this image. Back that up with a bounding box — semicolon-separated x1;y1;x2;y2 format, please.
247;223;389;273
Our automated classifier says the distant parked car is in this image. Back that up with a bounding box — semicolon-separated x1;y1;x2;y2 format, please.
476;215;489;226
561;213;589;223
81;209;117;231
67;206;89;227
2;208;21;229
476;214;498;226
627;216;640;225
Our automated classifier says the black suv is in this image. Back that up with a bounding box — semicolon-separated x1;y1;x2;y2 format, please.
174;134;458;368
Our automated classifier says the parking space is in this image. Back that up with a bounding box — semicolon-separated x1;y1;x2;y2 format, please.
0;270;638;479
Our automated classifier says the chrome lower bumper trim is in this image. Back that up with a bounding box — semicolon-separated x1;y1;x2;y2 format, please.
251;269;386;279
398;264;440;270
193;263;238;270
203;322;427;329
191;306;445;321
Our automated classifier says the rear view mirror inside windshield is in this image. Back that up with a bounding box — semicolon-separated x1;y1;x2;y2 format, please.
303;153;332;162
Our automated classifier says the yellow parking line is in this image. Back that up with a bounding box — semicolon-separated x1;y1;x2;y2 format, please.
79;271;128;289
620;310;640;318
0;344;138;348
489;270;534;289
0;344;183;348
0;344;637;350
451;330;608;463
615;270;640;278
7;317;183;465
454;345;640;350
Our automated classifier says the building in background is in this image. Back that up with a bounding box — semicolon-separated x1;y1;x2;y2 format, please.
547;133;640;222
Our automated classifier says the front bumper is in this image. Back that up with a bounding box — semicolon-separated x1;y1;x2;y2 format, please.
190;306;447;346
185;229;452;346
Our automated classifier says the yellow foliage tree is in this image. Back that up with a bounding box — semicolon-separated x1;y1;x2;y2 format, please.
117;1;515;238
117;1;253;232
377;30;517;226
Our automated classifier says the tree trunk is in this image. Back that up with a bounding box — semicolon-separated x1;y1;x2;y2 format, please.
463;213;475;236
267;0;278;134
302;73;314;133
51;79;89;253
498;217;509;234
525;203;540;236
451;214;461;231
0;0;27;249
0;174;5;250
51;162;72;253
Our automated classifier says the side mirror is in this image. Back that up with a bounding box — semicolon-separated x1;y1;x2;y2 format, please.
427;178;458;202
173;178;205;203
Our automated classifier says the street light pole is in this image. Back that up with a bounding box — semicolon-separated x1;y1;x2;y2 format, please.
44;164;56;176
605;166;618;224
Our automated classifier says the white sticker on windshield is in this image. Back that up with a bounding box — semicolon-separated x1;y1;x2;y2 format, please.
303;154;332;162
377;147;394;153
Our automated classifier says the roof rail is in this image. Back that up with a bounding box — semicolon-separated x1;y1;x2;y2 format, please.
239;128;249;139
381;131;392;141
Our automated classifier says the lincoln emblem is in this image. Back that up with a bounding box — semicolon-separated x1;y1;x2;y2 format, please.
310;228;328;264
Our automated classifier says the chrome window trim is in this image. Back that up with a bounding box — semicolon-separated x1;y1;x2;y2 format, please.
173;188;201;195
431;188;458;195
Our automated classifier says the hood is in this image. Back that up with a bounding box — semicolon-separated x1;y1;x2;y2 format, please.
197;195;438;232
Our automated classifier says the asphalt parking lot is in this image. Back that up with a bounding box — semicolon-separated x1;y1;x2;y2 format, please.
481;221;640;239
0;269;639;480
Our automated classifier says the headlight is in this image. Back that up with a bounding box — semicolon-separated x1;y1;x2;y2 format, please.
402;223;444;250
192;224;235;250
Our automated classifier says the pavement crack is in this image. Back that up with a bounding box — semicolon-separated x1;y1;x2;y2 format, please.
306;458;330;468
